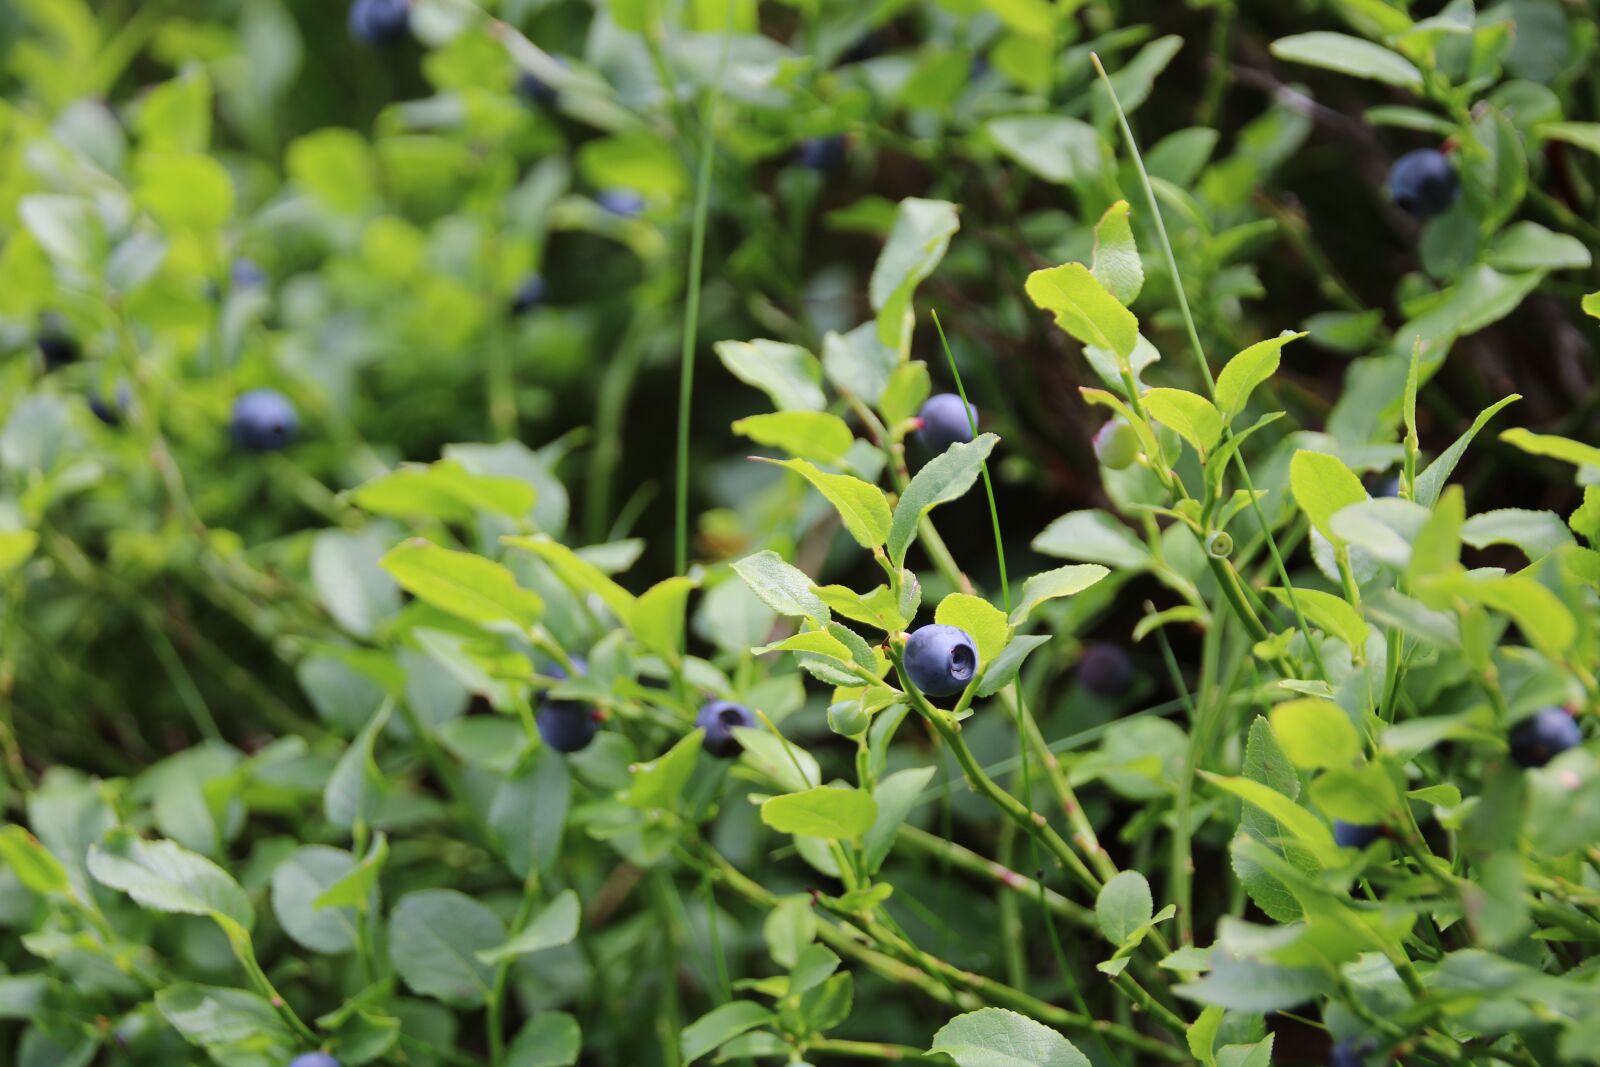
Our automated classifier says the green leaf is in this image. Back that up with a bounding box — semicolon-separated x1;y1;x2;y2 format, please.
879;360;932;427
314;832;388;912
388;889;505;1008
681;1001;774;1063
0;825;69;896
1415;395;1519;507
935;593;1010;665
1096;871;1154;946
507;1012;581;1067
869;198;960;351
733;550;830;622
976;634;1050;698
270;845;361;954
1289;451;1367;542
1265;587;1369;653
287;127;376;214
135;151;234;230
713;339;826;412
477;890;581;965
1090;200;1143;305
0;531;39;576
760;458;892;548
760;786;878;840
1032;510;1151;569
490;747;570;879
1025;262;1139;359
1010;564;1110;626
502;536;635;620
1269;32;1423;89
986;115;1102;185
1309;764;1400;824
1142;388;1222;456
325;703;391;831
1418;571;1575;659
930;1008;1091;1067
156;984;296;1067
624;730;704;810
1584;291;1599;320
629;576;697;662
381;540;543;631
1499;427;1600;472
1539;121;1600;158
753;629;856;664
1205;774;1335;852
1485;222;1592;272
1461;508;1574;560
863;767;937;874
732;411;854;465
576;131;685;197
1267;698;1361;770
888;434;1000;566
351;460;536;522
822;323;899;408
1234;719;1308;924
815;584;907;632
87;832;253;929
1215;333;1302;423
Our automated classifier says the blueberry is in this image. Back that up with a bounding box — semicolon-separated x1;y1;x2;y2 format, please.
88;381;131;427
537;658;600;754
510;273;547;316
290;1055;340;1067
516;70;559;106
1375;475;1400;498
231;258;267;288
798;135;846;172
229;388;299;452
1333;820;1382;849
1328;1040;1369;1067
969;54;991;81
1093;418;1139;470
37;315;79;370
915;393;977;453
1388;148;1459;219
904;625;978;698
1509;706;1582;769
697;699;757;758
348;0;410;45
839;30;888;65
597;188;645;218
1079;643;1133;698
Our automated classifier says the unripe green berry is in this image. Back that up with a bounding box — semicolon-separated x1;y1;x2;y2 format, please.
1093;418;1139;470
828;701;871;737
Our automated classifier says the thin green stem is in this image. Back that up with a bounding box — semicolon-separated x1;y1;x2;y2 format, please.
673;19;733;577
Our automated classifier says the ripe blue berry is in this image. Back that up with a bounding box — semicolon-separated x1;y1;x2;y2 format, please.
1328;1040;1370;1067
904;625;979;698
1093;418;1138;470
915;393;977;453
537;658;600;754
1388;149;1459;219
1375;475;1400;498
1509;706;1581;768
510;274;547;316
516;69;559;105
597;188;645;218
230;389;299;452
1079;643;1133;698
88;381;131;427
290;1055;340;1067
697;700;757;758
798;135;846;172
1333;820;1382;849
348;0;410;45
37;315;78;370
231;258;267;288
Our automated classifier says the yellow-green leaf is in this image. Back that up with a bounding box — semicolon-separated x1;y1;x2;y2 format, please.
1010;564;1110;626
1268;698;1361;769
503;536;635;619
732;412;855;465
761;458;892;548
1215;332;1302;423
1289;451;1367;542
760;787;878;840
381;540;543;630
1141;388;1222;456
630;576;697;663
934;593;1009;665
1025;262;1139;359
1266;587;1369;653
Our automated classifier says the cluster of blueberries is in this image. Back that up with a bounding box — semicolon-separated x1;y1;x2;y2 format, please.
533;657;758;759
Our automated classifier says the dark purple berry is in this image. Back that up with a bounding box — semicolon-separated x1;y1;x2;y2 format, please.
597;188;645;218
697;700;757;758
348;0;410;45
516;68;560;105
231;258;267;288
915;393;977;453
290;1055;340;1067
88;381;131;426
230;388;299;452
1333;820;1382;849
1079;643;1133;698
1388;149;1459;219
1509;706;1581;769
537;658;600;754
904;625;978;698
798;135;846;172
37;315;78;370
510;274;547;316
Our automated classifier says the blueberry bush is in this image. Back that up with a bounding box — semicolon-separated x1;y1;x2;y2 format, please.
3;1;1600;1065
